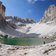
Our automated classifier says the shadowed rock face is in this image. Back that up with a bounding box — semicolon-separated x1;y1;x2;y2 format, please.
0;14;7;28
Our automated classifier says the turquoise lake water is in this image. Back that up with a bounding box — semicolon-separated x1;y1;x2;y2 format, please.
0;37;54;46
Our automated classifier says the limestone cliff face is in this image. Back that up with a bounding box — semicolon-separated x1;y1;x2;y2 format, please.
40;5;56;23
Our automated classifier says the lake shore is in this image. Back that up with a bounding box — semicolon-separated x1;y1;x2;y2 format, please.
0;41;56;56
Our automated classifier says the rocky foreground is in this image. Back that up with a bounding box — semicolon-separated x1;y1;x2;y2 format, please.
0;41;56;56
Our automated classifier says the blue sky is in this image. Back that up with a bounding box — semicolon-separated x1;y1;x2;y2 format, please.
0;0;56;21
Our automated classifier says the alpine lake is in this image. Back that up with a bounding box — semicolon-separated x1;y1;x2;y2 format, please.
0;37;54;46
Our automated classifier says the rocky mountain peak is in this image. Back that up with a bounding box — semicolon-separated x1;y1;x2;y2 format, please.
40;4;56;23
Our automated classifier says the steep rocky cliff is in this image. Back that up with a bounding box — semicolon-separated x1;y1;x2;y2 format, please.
40;5;56;23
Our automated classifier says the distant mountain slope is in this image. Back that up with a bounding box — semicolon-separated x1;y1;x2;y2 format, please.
5;16;35;24
0;15;27;37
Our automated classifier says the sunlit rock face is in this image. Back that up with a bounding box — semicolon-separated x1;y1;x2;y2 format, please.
40;5;56;23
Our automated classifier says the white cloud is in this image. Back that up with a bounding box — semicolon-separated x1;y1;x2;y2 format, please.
27;0;37;4
27;0;46;4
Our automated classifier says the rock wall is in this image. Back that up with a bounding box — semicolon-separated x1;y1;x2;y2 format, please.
40;5;56;23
